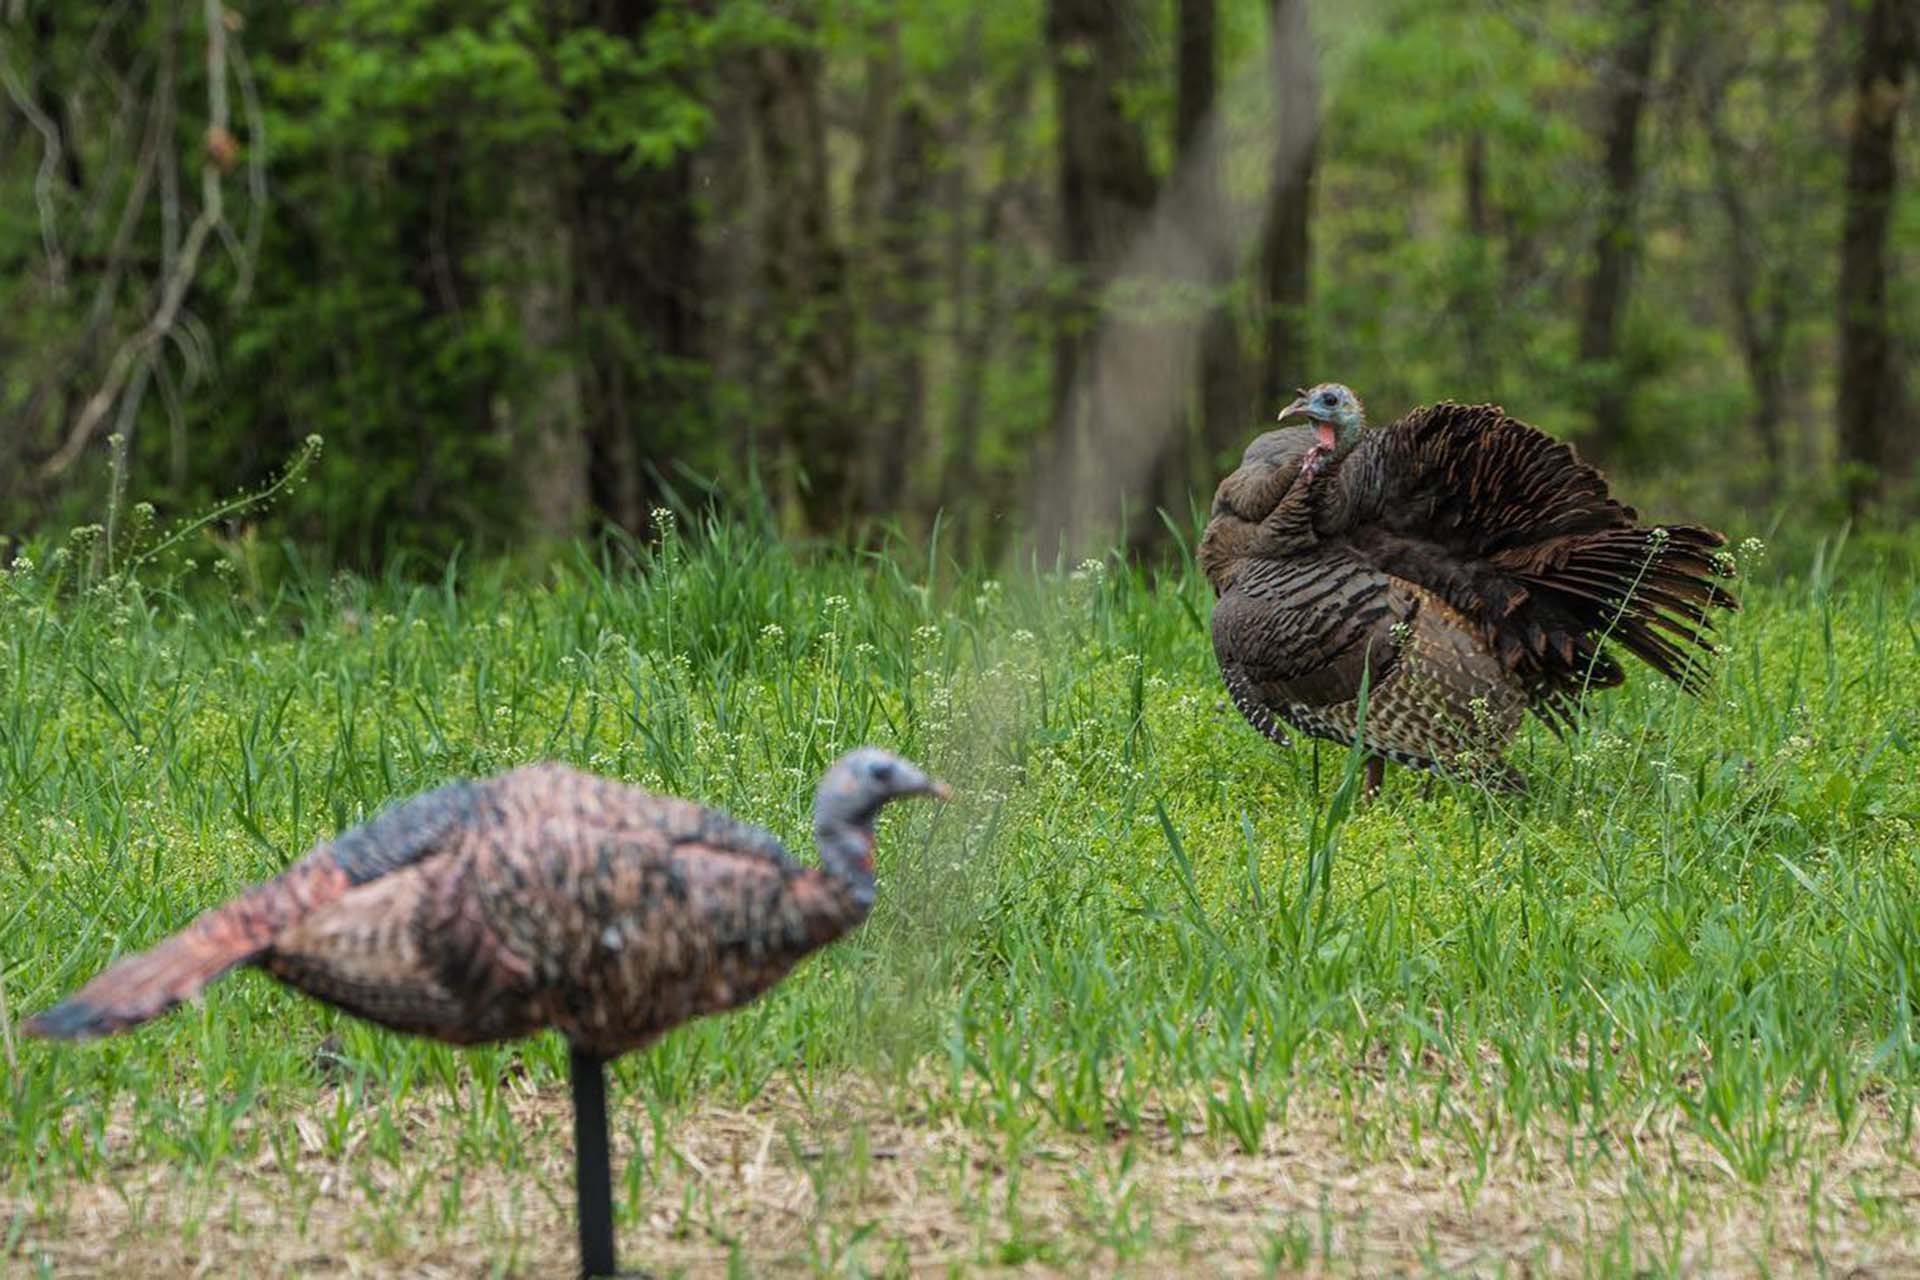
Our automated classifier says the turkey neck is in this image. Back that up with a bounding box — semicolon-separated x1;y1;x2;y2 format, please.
812;816;879;915
1308;436;1371;533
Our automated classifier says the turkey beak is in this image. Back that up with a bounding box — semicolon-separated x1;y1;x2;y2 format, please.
1277;396;1312;424
927;779;954;801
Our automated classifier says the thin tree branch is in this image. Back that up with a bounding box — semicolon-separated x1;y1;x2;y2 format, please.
227;22;266;304
158;0;181;282
0;36;69;295
87;52;168;334
41;0;234;481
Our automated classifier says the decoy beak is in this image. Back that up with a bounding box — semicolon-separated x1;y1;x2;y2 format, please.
927;779;954;801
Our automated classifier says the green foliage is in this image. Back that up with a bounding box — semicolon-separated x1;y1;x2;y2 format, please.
1;518;1918;1266
2;0;1917;562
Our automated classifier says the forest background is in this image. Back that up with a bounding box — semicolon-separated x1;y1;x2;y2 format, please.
1;0;1916;569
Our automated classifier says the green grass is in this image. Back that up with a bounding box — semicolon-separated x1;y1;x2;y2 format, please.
1;514;1918;1275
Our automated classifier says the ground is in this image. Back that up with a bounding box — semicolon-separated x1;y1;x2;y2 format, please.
17;1074;1920;1275
2;522;1917;1276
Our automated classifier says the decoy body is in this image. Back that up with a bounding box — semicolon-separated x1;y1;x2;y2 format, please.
25;747;950;1278
1198;383;1738;792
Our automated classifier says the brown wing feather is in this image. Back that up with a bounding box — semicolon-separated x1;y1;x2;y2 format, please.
1319;402;1737;719
470;819;857;1056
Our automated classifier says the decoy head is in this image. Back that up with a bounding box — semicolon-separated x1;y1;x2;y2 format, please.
1276;382;1367;450
812;748;950;901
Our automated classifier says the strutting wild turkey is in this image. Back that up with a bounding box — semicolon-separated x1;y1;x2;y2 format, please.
1197;383;1738;793
25;748;950;1279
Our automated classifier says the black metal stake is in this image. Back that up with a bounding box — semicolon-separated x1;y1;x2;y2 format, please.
570;1044;616;1279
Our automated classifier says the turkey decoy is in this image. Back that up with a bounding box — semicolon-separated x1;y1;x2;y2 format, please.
1198;382;1738;794
24;748;950;1278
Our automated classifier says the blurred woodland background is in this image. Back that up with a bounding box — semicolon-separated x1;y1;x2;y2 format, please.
0;0;1915;569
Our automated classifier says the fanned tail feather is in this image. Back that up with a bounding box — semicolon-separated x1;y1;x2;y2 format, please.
1504;523;1735;698
1347;403;1740;723
23;858;351;1040
24;779;484;1040
25;930;255;1039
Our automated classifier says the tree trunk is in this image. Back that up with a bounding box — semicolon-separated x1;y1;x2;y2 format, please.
701;56;765;492
751;34;856;533
1576;0;1663;457
1154;0;1252;542
1456;128;1495;380
1259;0;1317;409
510;156;588;541
941;62;1037;554
392;133;484;540
569;0;702;536
1699;81;1789;484
1464;129;1489;237
1836;0;1916;511
865;95;935;518
1040;0;1160;556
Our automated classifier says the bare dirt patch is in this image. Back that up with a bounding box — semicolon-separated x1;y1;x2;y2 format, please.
9;1075;1920;1276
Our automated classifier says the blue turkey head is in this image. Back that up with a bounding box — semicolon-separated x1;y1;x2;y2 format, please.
1277;382;1367;450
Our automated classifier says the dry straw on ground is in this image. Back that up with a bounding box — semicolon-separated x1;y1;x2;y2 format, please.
9;1070;1920;1276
